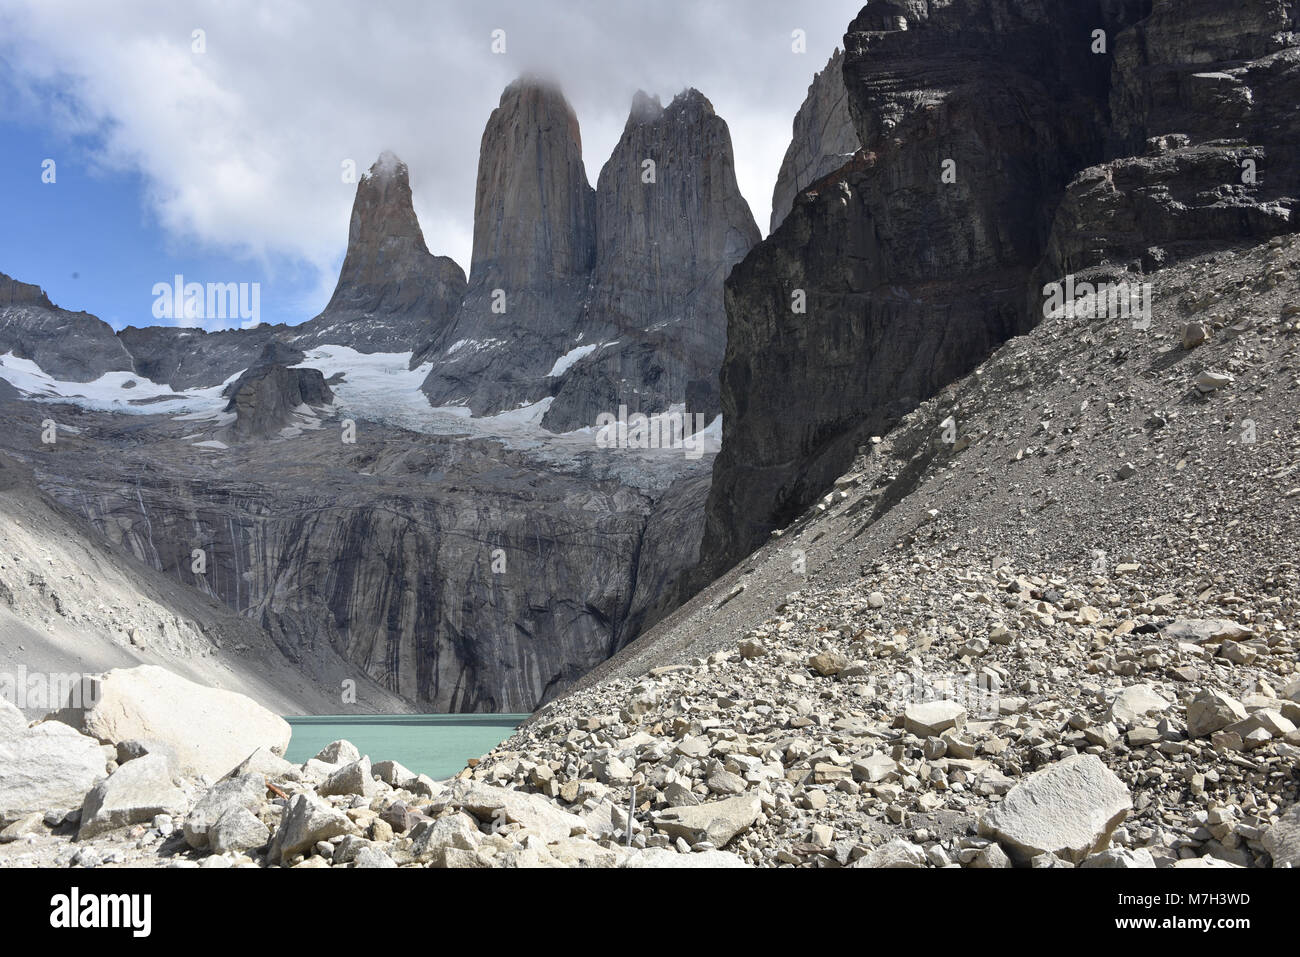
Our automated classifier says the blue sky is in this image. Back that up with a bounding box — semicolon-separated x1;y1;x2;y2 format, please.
0;0;863;333
0;110;333;330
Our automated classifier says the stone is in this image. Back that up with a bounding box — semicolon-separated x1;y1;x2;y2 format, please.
1195;370;1233;393
410;812;481;866
653;794;763;848
1263;804;1300;868
1187;689;1249;738
852;753;897;784
856;839;926;868
380;802;411;834
0;697;25;735
313;740;362;765
1226;709;1296;740
1182;322;1207;349
0;812;45;844
1162;620;1253;643
456;783;584;844
1108;684;1170;725
904;701;966;737
49;666;291;780
184;774;268;850
1080;847;1156;868
593;753;633;786
969;843;1013;868
623;847;749;868
224;747;297;782
318;756;378;799
981;755;1132;864
270;794;353;863
209;807;271;854
353;846;398;868
0;720;105;819
808;651;850;677
79;754;185;839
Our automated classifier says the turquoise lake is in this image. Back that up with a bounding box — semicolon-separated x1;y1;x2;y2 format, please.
284;714;528;780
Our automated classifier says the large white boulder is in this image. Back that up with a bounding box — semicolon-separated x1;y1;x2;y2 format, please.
51;666;290;780
0;719;106;819
455;783;584;844
652;794;763;848
980;754;1132;864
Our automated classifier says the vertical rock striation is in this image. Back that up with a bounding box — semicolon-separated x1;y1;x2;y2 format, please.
541;89;760;431
698;0;1149;581
419;78;597;413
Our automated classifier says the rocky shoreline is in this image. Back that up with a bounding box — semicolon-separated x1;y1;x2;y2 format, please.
3;592;1297;869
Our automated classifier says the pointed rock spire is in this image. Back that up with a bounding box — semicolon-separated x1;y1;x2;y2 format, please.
305;152;466;353
469;77;596;285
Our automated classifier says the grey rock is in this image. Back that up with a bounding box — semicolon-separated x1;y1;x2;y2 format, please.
1187;689;1249;738
79;753;185;839
184;774;269;850
0;273;134;381
1263;804;1300;868
1080;847;1157;868
856;839;927;869
297;152;466;356
318;756;377;799
770;49;860;233
209;806;271;854
313;740;361;765
353;845;397;868
410;811;481;866
653;794;762;848
270;794;353;863
981;754;1132;864
623;847;749;868
0;720;106;819
50;665;291;781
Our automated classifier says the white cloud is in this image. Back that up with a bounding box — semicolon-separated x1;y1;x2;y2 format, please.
0;0;863;298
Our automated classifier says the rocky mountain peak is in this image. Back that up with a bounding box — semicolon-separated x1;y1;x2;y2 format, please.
469;77;596;284
538;85;760;431
0;272;55;310
222;362;333;441
303;151;466;355
628;90;664;126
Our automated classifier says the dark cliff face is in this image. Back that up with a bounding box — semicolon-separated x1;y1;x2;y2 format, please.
699;0;1299;583
697;0;1155;581
1045;0;1300;278
0;272;134;382
297;152;467;356
119;325;284;391
222;364;334;441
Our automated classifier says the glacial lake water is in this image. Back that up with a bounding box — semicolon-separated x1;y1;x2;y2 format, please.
284;714;528;780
